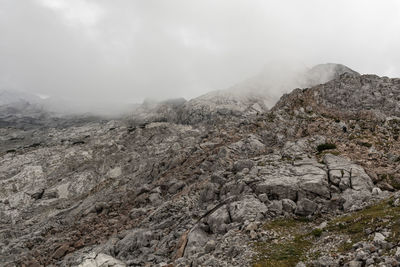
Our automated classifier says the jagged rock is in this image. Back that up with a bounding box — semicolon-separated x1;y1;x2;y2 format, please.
2;65;400;267
255;158;329;200
204;240;216;253
233;159;255;173
229;195;268;223
324;154;374;192
281;199;297;213
115;229;158;257
295;198;318;216
207;205;231;234
78;253;126;267
268;200;283;213
184;226;209;257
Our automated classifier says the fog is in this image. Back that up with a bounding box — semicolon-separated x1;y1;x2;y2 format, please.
1;0;400;112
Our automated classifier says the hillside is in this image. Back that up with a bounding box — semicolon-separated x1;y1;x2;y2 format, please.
1;64;400;267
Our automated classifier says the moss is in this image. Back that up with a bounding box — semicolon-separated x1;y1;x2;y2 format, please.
254;200;400;266
311;228;323;237
326;199;400;252
254;218;315;267
253;236;312;267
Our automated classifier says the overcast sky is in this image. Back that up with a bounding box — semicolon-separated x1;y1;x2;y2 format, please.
1;0;400;104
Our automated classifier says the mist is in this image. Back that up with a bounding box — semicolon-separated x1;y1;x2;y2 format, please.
1;0;400;113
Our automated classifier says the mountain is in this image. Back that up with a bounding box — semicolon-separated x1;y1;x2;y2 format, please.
0;89;42;106
1;64;400;267
130;63;359;125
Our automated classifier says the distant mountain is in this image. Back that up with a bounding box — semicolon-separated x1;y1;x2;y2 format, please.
0;89;42;106
131;63;359;125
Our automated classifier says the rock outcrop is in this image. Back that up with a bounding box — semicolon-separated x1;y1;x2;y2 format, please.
1;64;400;267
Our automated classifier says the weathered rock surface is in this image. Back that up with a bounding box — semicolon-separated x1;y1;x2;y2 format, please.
1;64;400;267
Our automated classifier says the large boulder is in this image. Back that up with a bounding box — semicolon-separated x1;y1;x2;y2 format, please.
78;253;126;267
255;158;330;200
229;195;268;223
324;154;373;192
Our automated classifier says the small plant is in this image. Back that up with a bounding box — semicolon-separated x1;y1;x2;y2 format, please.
317;143;337;153
311;228;323;237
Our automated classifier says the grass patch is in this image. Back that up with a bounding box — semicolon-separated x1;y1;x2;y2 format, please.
253;200;400;266
311;228;323;237
253;218;316;267
253;237;312;267
327;199;400;252
316;143;337;153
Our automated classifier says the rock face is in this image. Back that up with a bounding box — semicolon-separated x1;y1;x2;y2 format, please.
1;63;400;267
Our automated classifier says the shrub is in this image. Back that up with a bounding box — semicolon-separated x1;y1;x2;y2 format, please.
317;143;337;153
311;228;323;237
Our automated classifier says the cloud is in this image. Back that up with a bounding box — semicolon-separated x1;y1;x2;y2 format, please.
0;0;400;110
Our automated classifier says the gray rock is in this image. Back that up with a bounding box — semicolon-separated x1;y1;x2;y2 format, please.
256;158;330;200
230;195;268;223
207;205;231;234
324;154;374;192
78;253;126;267
233;159;255;173
184;226;209;257
281;198;297;213
295;198;318;216
347;260;362;267
116;229;157;257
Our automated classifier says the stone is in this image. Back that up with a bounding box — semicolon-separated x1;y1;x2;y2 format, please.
348;260;362;267
78;253;126;267
296;262;306;267
116;229;157;257
373;232;386;243
184;226;209;257
204;240;216;253
395;247;400;259
372;187;382;195
324;154;374;192
256;158;330;201
295;198;318;216
207;205;231;234
52;244;71;259
229;195;268;223
233;160;255;173
268;200;283;213
281;198;297;213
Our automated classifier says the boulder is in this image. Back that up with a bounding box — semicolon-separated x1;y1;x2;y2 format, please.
229;195;268;223
324;154;373;192
295;198;318;216
281;199;297;213
78;253;126;267
184;226;209;257
207;205;231;234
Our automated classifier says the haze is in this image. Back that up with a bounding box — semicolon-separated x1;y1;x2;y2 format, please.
1;0;400;110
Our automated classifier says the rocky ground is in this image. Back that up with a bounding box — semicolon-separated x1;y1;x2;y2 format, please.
2;64;400;266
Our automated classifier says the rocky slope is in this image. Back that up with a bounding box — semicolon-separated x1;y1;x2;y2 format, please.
1;64;400;267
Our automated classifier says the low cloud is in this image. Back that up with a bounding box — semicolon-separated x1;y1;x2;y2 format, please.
0;0;399;110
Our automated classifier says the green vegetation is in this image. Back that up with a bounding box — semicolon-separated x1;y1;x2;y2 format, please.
311;228;323;237
253;237;311;267
253;218;318;267
316;143;337;153
253;199;400;267
327;199;400;251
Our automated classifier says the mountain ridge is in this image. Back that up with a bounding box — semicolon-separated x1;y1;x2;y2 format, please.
2;64;400;267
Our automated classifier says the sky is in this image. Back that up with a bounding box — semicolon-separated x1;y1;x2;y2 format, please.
1;0;400;106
